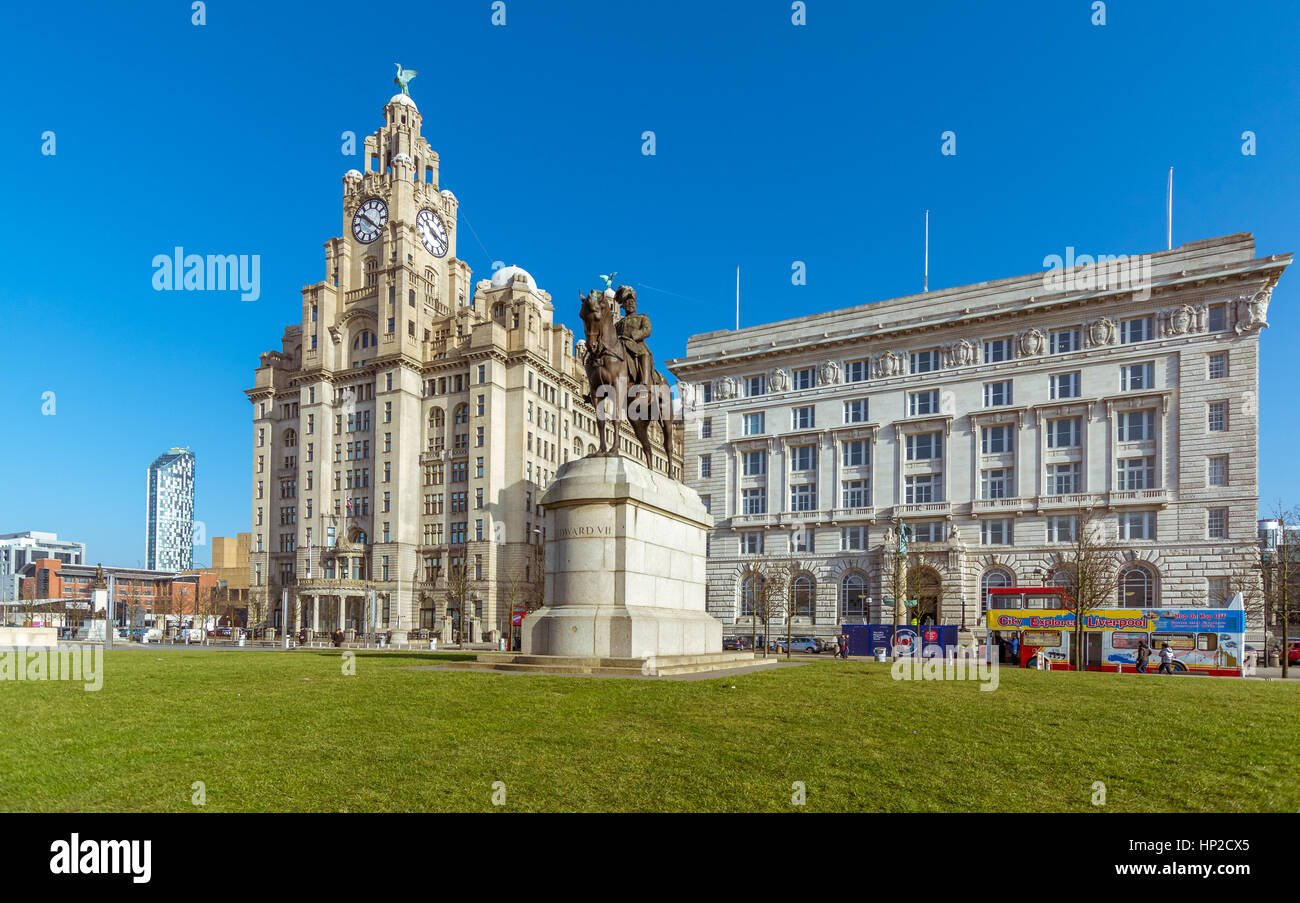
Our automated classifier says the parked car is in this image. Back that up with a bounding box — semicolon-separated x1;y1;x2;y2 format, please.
772;636;822;654
1288;640;1300;666
722;636;744;651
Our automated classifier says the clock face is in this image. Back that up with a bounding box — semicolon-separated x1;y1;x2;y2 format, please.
352;198;388;243
416;208;449;258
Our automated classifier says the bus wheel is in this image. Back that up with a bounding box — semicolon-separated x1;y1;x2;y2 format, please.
1172;662;1187;673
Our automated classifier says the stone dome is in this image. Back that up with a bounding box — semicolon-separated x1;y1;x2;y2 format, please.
440;188;457;201
388;93;418;109
491;265;537;291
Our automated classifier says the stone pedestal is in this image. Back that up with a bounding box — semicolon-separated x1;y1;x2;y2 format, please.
522;455;723;660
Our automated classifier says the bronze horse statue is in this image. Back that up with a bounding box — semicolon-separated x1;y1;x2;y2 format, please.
579;288;674;475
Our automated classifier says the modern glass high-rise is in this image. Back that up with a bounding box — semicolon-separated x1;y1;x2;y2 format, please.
146;448;195;571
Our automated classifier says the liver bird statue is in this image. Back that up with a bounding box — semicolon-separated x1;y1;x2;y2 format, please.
394;63;418;95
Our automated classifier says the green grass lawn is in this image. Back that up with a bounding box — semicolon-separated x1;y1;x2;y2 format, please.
0;649;1295;812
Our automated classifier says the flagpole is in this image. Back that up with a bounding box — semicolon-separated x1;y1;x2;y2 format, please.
735;266;740;330
924;210;929;293
1166;167;1173;251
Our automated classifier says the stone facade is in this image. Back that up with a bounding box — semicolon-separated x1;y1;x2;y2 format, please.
246;91;674;642
667;234;1289;639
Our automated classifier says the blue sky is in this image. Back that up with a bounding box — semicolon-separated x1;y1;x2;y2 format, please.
2;0;1297;567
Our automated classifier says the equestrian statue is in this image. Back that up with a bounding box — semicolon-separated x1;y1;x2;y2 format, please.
578;283;676;478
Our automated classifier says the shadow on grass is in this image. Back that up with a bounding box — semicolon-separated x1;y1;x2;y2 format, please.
297;650;479;663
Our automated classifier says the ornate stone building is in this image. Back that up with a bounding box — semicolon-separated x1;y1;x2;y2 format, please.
668;234;1288;639
246;89;673;642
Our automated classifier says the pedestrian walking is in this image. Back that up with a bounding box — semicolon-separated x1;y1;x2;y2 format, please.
1157;642;1174;675
839;633;849;659
1135;639;1150;674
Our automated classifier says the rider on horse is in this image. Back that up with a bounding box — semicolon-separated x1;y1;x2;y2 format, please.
614;285;653;389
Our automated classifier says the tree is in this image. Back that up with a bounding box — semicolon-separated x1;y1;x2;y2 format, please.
1045;506;1124;669
497;568;529;652
154;582;175;640
1260;504;1299;678
738;560;783;657
442;558;476;648
768;556;817;660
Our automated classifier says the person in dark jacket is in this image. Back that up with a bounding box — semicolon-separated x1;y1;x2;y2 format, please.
1135;639;1151;674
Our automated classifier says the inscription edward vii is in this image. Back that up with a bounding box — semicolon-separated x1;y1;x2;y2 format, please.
555;507;615;540
556;524;613;539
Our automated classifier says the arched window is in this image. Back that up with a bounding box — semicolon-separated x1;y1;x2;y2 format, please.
282;428;297;449
741;573;764;616
587;444;597;456
573;439;583;458
841;573;866;618
352;330;375;350
792;574;814;617
1119;565;1155;607
453;404;469;426
364;258;378;287
980;568;1012;615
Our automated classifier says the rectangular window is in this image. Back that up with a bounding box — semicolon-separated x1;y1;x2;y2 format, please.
912;521;943;543
1120;362;1154;391
910;350;939;374
792;406;815;430
740;532;763;555
981;425;1010;455
1049;372;1081;399
790;483;817;512
1208;401;1227;433
1047;515;1077;543
790;446;817;472
845;359;869;383
981;519;1013;545
1116;456;1156;490
841;479;870;508
981;468;1012;499
1047;418;1081;449
742;488;767;515
1121;316;1153;343
906;432;943;461
700;417;713;439
1050;328;1080;354
742;450;766;475
1118;511;1156;540
841;526;868;551
699;454;712;478
1208;508;1228;540
700;382;712;403
1207;304;1227;332
743;412;765;435
1208;353;1227;380
745;375;766;397
841;439;868;467
905;474;941;504
793;367;815;390
842;399;868;424
983;338;1012;364
1048;462;1081;495
983;381;1013;407
1116;410;1155;442
908;390;939;417
1208;455;1228;487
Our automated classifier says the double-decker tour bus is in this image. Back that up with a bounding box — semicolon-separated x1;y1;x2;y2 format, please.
984;586;1246;676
